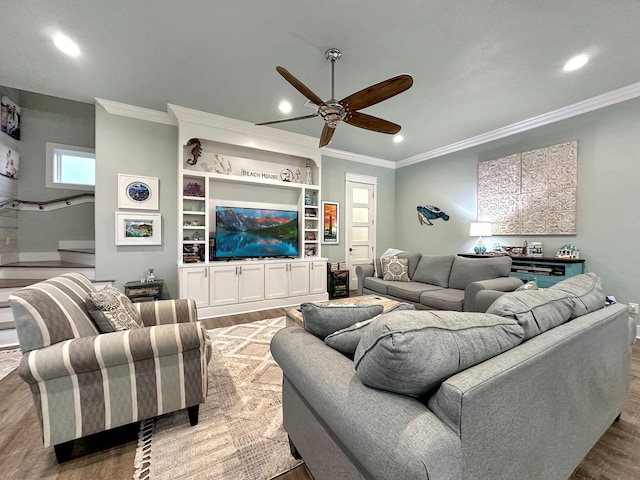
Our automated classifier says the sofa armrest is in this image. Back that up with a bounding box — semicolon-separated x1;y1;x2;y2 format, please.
135;298;198;326
463;277;524;312
355;263;375;295
271;327;462;480
18;322;208;383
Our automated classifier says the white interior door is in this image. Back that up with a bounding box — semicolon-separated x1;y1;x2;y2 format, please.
345;174;377;291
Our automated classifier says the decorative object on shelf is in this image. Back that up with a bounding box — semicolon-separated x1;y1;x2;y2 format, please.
502;245;527;256
0;142;19;179
556;243;580;259
478;140;578;235
305;160;313;185
322;200;339;244
213;154;232;174
191;231;202;241
183;181;205;197
183;244;202;263
146;269;155;282
1;95;21;140
115;212;162;245
417;205;449;226
295;168;302;183
469;222;492;254
118;174;159;210
186;138;202;166
525;241;544;257
280;168;294;182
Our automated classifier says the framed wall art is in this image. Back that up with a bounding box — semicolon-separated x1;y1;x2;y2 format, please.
115;212;162;245
118;174;159;210
322;200;339;244
0;142;19;179
1;95;20;140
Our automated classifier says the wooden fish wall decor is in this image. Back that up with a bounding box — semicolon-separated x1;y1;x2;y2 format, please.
417;205;450;226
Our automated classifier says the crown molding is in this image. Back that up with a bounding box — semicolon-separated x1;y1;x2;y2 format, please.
397;81;640;168
321;147;395;169
95;98;176;125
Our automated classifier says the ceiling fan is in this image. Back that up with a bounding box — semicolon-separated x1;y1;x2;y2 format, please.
257;48;413;148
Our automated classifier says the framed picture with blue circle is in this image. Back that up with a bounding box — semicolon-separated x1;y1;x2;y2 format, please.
118;174;159;210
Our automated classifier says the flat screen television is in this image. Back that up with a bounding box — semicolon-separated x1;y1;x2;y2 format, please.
214;206;299;259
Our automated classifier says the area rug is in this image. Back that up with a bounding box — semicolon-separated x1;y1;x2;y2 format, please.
133;317;302;480
0;348;21;381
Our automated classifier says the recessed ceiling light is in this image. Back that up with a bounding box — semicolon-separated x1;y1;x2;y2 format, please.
52;32;80;57
393;134;404;144
563;54;589;72
279;101;292;114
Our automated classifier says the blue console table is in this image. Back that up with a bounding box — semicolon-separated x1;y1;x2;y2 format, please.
459;254;585;288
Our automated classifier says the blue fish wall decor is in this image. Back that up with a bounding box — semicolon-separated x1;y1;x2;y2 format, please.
417;205;450;226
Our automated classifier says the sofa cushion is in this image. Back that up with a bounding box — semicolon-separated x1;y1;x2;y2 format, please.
419;289;465;311
550;273;604;318
486;289;574;340
448;256;511;290
301;302;384;339
381;257;409;282
86;286;143;332
353;310;525;397
324;303;415;357
387;282;442;303
411;254;455;288
362;277;394;295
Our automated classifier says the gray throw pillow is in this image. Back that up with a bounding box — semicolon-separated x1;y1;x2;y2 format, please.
515;280;538;291
354;310;525;397
411;254;455;287
486;289;574;340
86;286;143;332
324;303;415;357
301;302;384;339
549;272;604;318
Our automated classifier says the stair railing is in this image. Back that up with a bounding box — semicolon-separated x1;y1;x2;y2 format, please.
0;193;95;212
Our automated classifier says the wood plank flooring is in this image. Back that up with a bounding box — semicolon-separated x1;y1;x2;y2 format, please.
0;309;638;480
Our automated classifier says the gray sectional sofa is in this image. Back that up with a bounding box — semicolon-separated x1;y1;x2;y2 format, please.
356;253;523;311
271;273;636;480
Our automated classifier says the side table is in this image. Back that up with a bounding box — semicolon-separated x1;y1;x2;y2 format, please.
327;267;349;299
124;279;164;303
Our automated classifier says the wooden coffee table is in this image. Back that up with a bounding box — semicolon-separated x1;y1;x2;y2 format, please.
285;295;403;328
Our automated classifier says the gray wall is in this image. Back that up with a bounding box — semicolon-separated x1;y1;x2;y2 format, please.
321;155;396;262
395;97;640;305
18;92;95;252
95;105;179;297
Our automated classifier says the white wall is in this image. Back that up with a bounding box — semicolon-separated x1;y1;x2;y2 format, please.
395;97;640;305
95;105;179;296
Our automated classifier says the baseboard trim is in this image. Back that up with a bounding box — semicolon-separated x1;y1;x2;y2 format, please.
59;240;95;250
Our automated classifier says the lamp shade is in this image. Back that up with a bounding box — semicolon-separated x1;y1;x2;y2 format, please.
469;222;492;237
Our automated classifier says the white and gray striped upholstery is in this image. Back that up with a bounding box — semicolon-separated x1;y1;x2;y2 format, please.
9;273;209;449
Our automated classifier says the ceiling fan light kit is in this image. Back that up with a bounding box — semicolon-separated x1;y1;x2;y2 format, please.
257;48;413;147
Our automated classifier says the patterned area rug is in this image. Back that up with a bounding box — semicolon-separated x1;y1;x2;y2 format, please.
0;348;21;381
133;317;302;480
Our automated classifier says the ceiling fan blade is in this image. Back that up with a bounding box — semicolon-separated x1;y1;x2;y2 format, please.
276;66;325;107
319;124;336;148
256;113;318;126
341;74;413;112
344;111;401;134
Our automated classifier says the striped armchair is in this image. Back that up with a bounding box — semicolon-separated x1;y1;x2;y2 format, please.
8;273;210;462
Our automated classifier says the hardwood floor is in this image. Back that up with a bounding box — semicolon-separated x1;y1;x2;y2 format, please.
1;309;638;480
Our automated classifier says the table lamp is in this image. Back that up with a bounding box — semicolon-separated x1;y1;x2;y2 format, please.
469;222;492;254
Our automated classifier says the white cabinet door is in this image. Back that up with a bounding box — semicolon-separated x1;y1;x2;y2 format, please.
264;263;288;300
209;265;239;306
309;260;327;295
288;262;310;297
237;264;264;303
180;266;209;308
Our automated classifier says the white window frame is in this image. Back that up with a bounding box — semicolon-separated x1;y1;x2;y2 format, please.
46;142;95;191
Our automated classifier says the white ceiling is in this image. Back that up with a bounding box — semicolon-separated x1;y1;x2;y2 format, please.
2;1;640;162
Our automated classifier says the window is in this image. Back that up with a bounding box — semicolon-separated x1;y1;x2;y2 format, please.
46;142;95;191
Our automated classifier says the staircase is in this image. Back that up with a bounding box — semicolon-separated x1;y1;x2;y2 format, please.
0;244;112;348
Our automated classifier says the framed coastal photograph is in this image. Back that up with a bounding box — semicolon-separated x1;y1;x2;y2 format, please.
322;200;339;244
0;142;19;179
1;95;20;140
115;212;162;245
118;174;159;210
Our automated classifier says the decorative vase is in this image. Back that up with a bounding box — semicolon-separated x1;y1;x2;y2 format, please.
305;161;312;185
